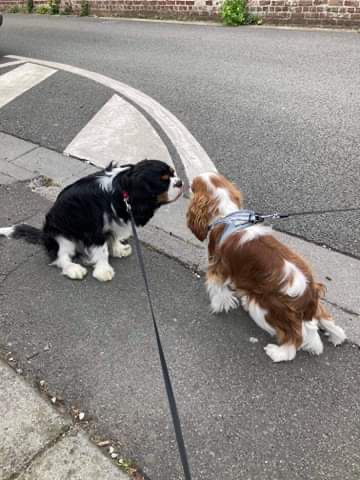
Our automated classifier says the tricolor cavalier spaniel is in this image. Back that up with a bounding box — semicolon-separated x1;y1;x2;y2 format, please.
187;172;346;362
0;160;183;282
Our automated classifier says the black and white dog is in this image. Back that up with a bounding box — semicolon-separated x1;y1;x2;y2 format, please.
0;160;183;282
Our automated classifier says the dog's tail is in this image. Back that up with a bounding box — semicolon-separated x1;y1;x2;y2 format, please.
0;224;44;244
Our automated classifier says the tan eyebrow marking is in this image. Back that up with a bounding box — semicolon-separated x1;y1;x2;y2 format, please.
160;174;170;181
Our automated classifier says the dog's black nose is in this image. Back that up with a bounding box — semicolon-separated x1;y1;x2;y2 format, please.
175;179;183;188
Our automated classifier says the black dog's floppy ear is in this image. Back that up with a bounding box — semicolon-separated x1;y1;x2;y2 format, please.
118;165;136;193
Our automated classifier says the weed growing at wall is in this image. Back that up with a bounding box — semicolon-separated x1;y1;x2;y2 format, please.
35;4;50;13
220;0;259;25
80;0;90;16
27;0;33;12
49;0;60;14
7;5;25;13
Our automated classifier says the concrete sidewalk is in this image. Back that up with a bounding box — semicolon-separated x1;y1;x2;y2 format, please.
1;131;360;479
0;361;128;480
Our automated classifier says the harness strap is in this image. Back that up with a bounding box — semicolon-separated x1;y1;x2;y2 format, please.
209;210;268;244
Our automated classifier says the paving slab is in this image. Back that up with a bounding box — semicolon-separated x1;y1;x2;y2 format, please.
276;231;360;315
0;131;36;163
0;361;71;480
13;147;92;185
17;431;127;480
0;182;51;278
0;172;14;185
0;158;35;182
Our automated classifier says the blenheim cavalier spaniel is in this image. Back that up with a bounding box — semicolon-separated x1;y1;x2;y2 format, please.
187;172;346;362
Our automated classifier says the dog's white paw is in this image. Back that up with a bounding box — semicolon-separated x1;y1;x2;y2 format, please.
63;263;87;280
328;326;347;346
210;294;239;314
302;338;324;356
111;241;132;258
207;282;239;314
93;264;115;282
264;343;296;363
301;322;324;355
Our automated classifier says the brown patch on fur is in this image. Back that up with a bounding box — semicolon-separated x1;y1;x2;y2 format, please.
209;174;243;208
315;297;332;321
187;174;243;242
187;176;218;241
157;192;169;204
160;174;170;181
208;228;325;348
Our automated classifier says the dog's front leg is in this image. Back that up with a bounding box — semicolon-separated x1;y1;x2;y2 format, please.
109;221;132;258
206;273;239;314
88;243;115;282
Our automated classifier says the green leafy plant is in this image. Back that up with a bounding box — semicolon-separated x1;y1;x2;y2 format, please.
220;0;258;25
49;0;60;14
27;0;34;12
35;4;50;13
8;4;21;13
80;0;90;16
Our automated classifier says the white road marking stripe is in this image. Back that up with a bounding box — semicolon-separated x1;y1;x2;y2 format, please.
0;62;56;109
0;60;25;70
6;55;217;183
65;94;173;169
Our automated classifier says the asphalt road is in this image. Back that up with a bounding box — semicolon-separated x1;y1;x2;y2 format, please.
1;181;360;480
1;15;360;257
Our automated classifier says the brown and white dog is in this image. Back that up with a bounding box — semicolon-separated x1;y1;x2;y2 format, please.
187;172;346;362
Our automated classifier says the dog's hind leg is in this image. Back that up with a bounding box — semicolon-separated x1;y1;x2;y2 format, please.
263;310;301;362
52;236;87;280
316;303;346;346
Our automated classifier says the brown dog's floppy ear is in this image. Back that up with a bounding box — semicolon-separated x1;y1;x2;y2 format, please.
186;192;211;242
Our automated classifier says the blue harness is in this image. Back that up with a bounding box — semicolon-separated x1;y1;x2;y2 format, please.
209;210;286;244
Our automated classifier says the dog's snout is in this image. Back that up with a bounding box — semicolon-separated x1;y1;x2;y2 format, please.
174;179;183;188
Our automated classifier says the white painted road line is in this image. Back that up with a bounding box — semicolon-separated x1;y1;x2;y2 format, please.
0;60;24;70
0;63;56;109
6;56;217;182
65;94;173;169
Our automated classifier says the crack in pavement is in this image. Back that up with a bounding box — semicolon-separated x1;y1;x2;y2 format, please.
7;424;73;480
323;298;360;318
0;253;39;285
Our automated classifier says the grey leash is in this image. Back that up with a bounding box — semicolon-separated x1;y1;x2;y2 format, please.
266;207;360;219
122;192;192;480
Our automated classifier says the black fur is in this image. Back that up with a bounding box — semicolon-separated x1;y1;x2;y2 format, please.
2;160;180;262
11;224;44;244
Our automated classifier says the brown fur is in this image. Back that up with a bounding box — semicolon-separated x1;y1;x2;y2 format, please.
187;173;335;353
187;174;243;241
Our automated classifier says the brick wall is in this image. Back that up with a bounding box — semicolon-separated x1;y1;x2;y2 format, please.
248;0;360;26
61;0;220;18
0;0;359;26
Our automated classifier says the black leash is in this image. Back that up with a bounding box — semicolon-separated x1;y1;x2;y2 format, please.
123;192;192;480
258;207;360;220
